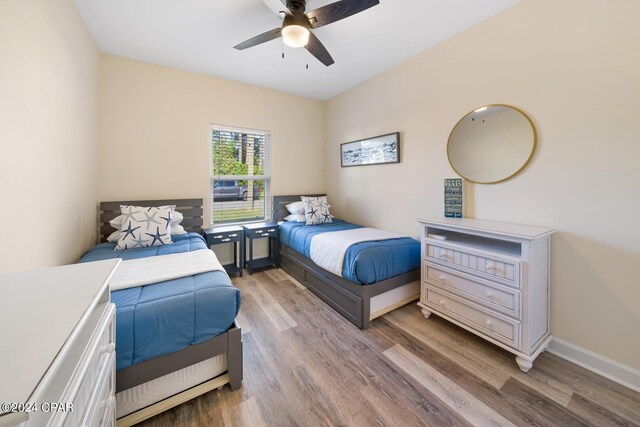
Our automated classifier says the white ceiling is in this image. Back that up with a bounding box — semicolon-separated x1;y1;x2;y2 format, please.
75;0;520;100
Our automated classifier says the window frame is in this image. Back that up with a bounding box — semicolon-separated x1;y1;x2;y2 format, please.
209;124;272;225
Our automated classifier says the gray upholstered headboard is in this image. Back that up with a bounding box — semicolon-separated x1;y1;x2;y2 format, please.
272;194;326;222
99;198;203;243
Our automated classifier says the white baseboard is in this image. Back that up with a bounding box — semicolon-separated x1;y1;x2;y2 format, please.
547;337;640;393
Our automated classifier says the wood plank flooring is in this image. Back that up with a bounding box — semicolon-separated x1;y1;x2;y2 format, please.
138;268;640;427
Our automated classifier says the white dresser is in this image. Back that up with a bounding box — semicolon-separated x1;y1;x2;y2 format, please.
0;259;120;427
418;218;554;372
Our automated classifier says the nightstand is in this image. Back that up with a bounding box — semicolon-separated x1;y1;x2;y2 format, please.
203;225;245;277
243;222;280;275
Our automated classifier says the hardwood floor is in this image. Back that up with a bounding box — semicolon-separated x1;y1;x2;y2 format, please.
138;268;640;427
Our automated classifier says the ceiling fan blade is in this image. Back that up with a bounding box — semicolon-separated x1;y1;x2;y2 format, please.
306;0;379;29
234;28;282;50
261;0;291;17
305;32;335;66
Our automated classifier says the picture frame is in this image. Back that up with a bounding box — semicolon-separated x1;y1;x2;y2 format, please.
340;132;400;167
444;178;464;218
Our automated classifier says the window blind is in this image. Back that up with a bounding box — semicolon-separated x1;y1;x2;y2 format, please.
210;125;271;224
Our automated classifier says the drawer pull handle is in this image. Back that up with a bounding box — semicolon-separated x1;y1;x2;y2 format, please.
101;396;116;410
485;320;493;328
222;238;231;242
255;230;263;234
229;233;238;237
485;264;495;271
438;275;446;283
439;254;448;261
268;228;276;232
438;299;446;306
214;235;224;239
485;291;494;299
262;233;270;236
100;342;116;354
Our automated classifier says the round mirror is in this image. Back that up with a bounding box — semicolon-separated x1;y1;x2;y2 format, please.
447;104;536;184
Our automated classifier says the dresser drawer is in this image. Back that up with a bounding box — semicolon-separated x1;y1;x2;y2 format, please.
99;400;116;427
61;303;115;427
424;263;520;318
425;239;520;288
79;352;115;427
207;231;242;244
425;287;520;348
26;295;111;427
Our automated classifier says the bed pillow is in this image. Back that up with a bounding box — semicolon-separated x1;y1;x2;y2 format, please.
286;200;331;215
169;211;187;235
109;222;186;240
110;205;178;227
115;205;173;250
301;196;333;226
107;230;120;243
109;208;186;238
285;201;305;215
171;223;187;235
109;216;122;229
284;213;306;222
172;210;183;225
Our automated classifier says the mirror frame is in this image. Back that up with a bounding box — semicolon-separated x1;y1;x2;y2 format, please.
447;104;537;184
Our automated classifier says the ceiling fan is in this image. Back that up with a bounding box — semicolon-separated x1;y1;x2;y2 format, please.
234;0;380;66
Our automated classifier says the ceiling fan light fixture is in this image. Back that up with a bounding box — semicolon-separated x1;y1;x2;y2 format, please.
235;0;380;66
282;24;309;48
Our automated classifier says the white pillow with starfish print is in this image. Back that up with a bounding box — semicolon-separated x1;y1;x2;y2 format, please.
115;205;173;250
301;196;333;226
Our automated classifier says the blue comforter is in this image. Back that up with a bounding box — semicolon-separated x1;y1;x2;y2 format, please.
279;220;420;285
79;233;241;371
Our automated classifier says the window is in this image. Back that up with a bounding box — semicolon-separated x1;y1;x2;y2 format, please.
211;125;271;224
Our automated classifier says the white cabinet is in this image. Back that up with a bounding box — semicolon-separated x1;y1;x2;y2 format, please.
0;259;120;427
418;218;554;372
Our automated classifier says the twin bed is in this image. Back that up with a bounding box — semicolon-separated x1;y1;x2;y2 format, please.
79;199;242;427
79;195;419;424
274;195;421;329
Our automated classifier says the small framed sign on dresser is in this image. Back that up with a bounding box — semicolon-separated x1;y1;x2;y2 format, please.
444;178;463;218
418;217;554;372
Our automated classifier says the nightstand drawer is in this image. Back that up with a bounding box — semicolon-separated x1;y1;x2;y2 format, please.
250;227;278;238
203;225;244;246
208;231;242;244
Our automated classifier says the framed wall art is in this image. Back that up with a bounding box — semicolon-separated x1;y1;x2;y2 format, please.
340;132;400;167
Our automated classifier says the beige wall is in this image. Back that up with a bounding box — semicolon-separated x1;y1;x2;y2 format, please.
97;55;325;227
2;0;637;371
0;0;99;273
325;0;640;369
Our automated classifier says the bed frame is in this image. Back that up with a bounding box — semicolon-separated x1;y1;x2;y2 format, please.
98;198;242;427
273;195;420;329
99;198;205;243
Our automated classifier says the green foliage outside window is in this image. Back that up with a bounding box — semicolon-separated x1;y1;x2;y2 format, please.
212;131;265;180
211;128;269;224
